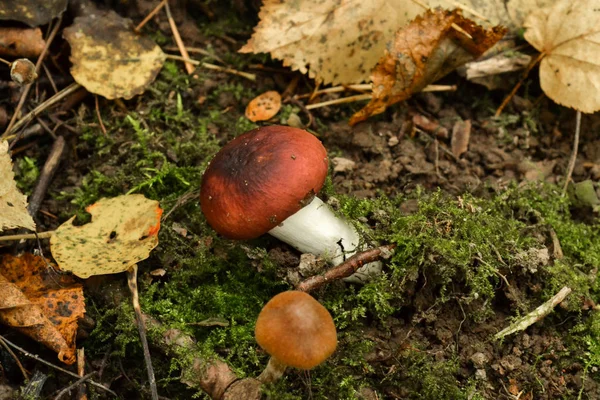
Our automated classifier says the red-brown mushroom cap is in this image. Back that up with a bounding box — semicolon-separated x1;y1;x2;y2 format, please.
200;126;328;240
255;291;337;370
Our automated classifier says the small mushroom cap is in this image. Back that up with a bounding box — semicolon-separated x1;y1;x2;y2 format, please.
255;291;337;370
200;126;328;239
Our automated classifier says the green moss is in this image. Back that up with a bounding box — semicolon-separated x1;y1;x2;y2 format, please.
15;156;39;195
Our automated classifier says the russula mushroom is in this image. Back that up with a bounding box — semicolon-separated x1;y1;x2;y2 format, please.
200;125;380;281
254;290;337;383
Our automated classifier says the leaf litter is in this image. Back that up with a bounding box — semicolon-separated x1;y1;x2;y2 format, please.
0;141;35;232
0;253;84;364
50;194;162;278
63;10;166;100
350;8;506;125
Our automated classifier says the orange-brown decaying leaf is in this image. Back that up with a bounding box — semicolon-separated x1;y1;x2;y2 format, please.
0;254;85;364
350;9;506;125
245;91;282;122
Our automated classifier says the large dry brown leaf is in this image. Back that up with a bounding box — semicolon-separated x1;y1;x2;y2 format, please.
0;141;35;232
51;194;162;278
63;10;166;100
0;254;84;364
240;0;424;85
350;9;506;125
0;0;67;27
524;0;600;113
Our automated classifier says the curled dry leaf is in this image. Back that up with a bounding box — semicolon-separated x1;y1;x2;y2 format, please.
10;58;38;85
350;9;506;125
0;27;45;58
0;141;35;232
0;254;84;364
50;194;162;278
245;91;282;122
240;0;424;85
63;10;166;100
524;0;600;113
0;0;67;27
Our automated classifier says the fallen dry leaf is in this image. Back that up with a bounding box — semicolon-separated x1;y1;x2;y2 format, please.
524;0;600;113
50;194;162;278
451;119;472;158
350;9;506;125
0;0;67;27
245;91;282;122
63;10;166;100
240;0;424;85
0;141;35;232
0;27;45;58
0;253;84;364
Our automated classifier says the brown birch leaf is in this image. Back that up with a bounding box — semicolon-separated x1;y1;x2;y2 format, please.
350;9;506;125
0;253;84;364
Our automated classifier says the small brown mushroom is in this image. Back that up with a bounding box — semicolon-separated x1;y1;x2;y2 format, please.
254;291;337;383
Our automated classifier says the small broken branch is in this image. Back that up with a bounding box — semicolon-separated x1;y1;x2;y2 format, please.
562;111;581;196
28;135;66;216
296;244;396;292
494;286;572;340
127;265;159;400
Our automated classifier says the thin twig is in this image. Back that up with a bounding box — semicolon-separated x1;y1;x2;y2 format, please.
54;372;96;400
495;286;572;340
0;231;54;241
163;46;225;64
165;54;256;81
28;135;66;217
296;244;396;292
127;265;159;400
304;85;457;110
77;348;88;400
562;111;581;196
0;335;29;381
2;15;63;138
164;1;194;74
94;95;107;136
134;0;168;32
42;63;58;94
495;52;545;117
3;83;82;137
0;335;117;396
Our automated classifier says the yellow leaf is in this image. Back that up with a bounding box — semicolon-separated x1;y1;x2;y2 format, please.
0;141;35;232
240;0;424;85
524;0;600;113
50;194;162;278
245;91;282;122
63;10;166;100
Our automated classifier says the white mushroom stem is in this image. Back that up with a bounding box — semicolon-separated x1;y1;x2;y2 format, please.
257;357;288;384
268;197;381;282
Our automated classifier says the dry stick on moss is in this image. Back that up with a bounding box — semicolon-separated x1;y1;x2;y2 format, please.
296;244;397;292
2;15;63;138
54;372;96;400
494;286;572;340
495;52;545;117
126;264;159;400
164;1;195;74
134;0;168;32
0;335;117;396
0;335;29;381
562;111;582;196
165;54;256;81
